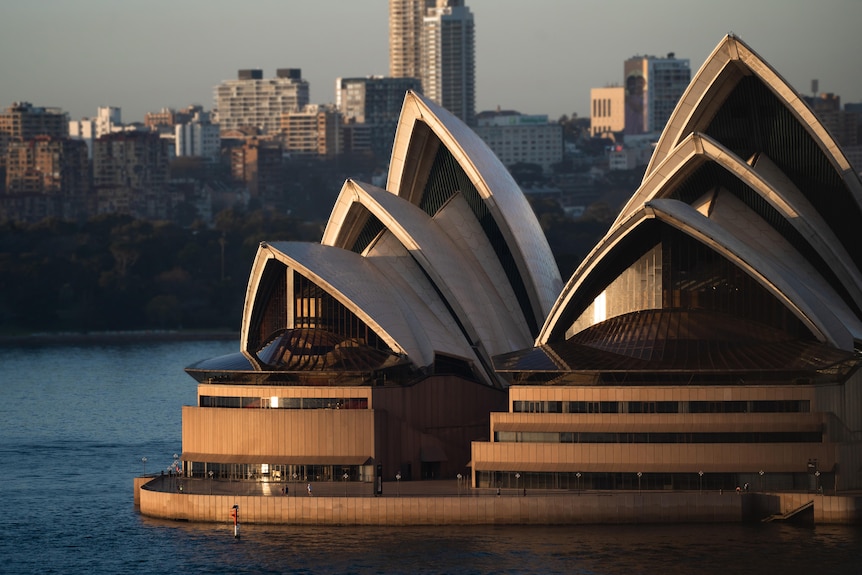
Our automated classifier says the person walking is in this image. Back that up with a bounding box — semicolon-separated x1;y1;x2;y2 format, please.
307;483;313;496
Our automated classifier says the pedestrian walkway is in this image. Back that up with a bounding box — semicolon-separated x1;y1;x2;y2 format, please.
145;476;529;498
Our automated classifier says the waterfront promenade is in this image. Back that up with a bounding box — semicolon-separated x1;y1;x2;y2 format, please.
134;475;862;526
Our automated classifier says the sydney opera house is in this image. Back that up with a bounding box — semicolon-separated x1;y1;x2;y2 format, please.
176;35;862;497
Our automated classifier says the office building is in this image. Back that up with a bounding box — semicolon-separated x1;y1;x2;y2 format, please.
215;69;310;135
336;76;422;157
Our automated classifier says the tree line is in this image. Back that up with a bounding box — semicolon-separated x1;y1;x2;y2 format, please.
0;209;322;335
0;198;614;336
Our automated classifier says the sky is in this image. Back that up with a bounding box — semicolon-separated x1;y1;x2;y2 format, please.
1;0;860;123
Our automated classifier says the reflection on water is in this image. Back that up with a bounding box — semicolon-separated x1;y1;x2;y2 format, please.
134;519;862;575
1;340;861;574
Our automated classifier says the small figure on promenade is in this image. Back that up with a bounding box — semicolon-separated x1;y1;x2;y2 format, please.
307;483;313;496
736;486;741;494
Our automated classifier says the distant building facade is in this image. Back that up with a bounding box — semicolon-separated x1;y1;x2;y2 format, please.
1;136;90;222
175;111;221;162
336;76;421;157
145;106;201;133
228;137;284;201
0;102;68;173
624;53;690;135
95;106;122;139
590;86;626;137
93;131;170;218
215;69;310;135
389;0;434;81
281;104;343;159
421;0;476;126
5;136;89;196
474;111;563;173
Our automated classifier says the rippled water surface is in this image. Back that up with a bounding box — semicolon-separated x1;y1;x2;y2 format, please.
2;340;861;574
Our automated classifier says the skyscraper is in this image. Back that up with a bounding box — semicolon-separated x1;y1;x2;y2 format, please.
624;53;690;135
389;0;434;80
422;0;476;126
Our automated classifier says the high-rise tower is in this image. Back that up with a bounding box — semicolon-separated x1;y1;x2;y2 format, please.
421;0;476;126
389;0;434;80
624;53;690;135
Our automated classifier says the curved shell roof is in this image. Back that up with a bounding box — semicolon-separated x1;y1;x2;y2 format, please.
539;35;862;359
382;90;562;331
234;91;560;387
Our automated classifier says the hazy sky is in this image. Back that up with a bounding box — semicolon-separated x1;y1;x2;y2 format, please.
1;0;860;123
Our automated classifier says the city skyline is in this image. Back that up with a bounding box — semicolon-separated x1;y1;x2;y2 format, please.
1;0;860;124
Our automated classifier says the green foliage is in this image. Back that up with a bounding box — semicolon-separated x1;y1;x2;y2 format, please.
0;208;321;334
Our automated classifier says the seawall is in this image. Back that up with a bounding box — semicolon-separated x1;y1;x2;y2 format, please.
138;482;741;525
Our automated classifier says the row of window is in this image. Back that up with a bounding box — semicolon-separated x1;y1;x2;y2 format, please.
185;462;372;483
475;470;818;492
513;400;810;414
199;396;369;410
493;431;822;444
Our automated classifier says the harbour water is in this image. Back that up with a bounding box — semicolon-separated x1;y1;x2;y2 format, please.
1;339;861;574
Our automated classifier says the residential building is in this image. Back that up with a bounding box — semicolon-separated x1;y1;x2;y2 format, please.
1;136;90;222
421;0;475;126
69;117;96;158
214;69;310;135
5;136;89;196
229;137;284;200
474;111;563;173
95;106;122;138
336;76;421;157
0;102;68;171
175;111;221;162
590;86;625;137
624;53;690;135
281;104;342;158
145;106;201;133
93;131;170;218
0;101;68;141
389;0;434;81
